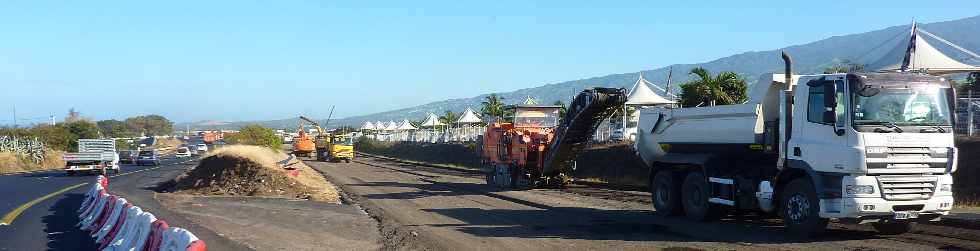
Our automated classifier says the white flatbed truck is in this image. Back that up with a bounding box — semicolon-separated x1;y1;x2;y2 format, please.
635;52;958;236
64;139;120;175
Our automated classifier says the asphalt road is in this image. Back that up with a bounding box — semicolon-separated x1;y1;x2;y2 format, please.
0;137;244;251
307;154;980;251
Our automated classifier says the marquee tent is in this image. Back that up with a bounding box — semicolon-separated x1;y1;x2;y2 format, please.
868;23;980;75
456;108;482;124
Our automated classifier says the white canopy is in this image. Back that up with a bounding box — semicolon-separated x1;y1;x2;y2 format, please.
396;119;417;130
626;73;676;105
360;121;375;130
456;108;482;124
374;121;385;130
419;113;445;127
868;24;980;75
384;120;398;131
522;96;538;105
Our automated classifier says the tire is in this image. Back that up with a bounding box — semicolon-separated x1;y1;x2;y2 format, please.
681;172;721;221
780;178;829;237
873;221;914;235
344;159;351;163
651;171;683;216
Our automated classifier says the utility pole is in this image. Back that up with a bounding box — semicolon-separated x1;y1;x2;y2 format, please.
12;105;16;128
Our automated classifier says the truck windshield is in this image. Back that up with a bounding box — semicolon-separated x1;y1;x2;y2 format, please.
513;108;559;128
852;86;952;126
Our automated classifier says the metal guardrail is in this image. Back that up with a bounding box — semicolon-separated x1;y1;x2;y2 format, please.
0;136;45;164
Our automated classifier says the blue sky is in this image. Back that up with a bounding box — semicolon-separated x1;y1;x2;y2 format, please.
2;1;978;124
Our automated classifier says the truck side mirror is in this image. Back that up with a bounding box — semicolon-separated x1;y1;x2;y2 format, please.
822;81;838;124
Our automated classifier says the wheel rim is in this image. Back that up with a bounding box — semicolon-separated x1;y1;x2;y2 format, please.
786;193;810;222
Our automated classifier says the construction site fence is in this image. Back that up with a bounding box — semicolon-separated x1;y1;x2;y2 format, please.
957;96;979;137
366;126;486;143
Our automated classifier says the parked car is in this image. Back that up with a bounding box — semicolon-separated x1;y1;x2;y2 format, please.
136;150;161;166
188;145;200;155
175;147;191;158
118;150;137;164
196;143;209;152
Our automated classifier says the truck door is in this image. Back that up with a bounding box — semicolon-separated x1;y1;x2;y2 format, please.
789;76;847;172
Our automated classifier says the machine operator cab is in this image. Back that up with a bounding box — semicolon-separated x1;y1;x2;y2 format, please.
508;105;562;129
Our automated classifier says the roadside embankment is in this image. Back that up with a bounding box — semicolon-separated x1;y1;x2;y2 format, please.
0;150;65;174
169;145;340;203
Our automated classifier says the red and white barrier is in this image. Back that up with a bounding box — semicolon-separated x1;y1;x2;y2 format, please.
75;175;206;251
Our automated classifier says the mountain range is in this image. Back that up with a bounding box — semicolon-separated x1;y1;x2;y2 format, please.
176;15;980;131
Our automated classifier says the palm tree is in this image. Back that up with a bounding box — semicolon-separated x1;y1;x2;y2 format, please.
480;94;506;120
679;67;748;107
438;110;459;126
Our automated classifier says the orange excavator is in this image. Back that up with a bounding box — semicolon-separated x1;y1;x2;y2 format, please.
292;121;316;157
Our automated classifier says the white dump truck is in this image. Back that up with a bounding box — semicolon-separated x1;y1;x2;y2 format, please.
635;52;957;236
64;139;120;175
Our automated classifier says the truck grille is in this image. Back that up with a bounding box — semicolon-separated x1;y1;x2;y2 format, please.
866;147;948;174
877;175;937;201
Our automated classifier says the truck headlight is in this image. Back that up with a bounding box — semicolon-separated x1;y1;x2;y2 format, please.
866;146;888;154
846;185;875;195
939;184;952;193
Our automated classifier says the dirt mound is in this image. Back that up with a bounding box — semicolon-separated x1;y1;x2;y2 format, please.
172;145;339;202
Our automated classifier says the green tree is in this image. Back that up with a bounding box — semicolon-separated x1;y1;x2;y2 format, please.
823;59;865;74
224;124;282;149
438;110;459;126
679;67;748;107
480;94;507;120
97;119;135;138
64;121;100;151
125;115;173;136
553;100;567;124
957;72;979;93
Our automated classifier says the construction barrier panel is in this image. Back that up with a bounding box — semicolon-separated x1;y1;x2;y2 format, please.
73;175;205;251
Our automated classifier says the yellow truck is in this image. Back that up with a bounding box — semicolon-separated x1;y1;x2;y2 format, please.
299;115;355;163
326;134;355;163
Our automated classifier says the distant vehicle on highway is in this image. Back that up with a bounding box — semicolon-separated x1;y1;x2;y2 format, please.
188;145;200;155
118;150;137;164
182;135;190;140
64;139;121;175
196;143;209;152
175;147;191;158
136;150;161;166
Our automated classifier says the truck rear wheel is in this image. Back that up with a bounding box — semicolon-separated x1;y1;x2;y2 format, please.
873;221;914;235
780;178;828;237
681;172;720;221
651;171;683;216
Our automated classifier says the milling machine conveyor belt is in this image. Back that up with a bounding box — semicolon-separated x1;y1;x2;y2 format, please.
542;87;627;175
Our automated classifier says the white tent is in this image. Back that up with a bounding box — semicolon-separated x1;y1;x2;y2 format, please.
420;113;445;127
396;119;417;130
384;120;399;131
456;108;482;124
360;121;375;130
626;73;676;105
522;96;538;105
868;23;980;75
374;121;385;130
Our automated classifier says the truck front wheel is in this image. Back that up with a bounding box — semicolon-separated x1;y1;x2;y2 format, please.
681;172;720;221
873;221;914;235
651;171;683;216
780;178;828;237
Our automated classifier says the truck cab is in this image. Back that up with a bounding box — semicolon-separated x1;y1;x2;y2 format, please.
635;69;957;236
786;73;956;224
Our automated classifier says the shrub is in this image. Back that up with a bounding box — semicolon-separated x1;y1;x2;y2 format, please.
224;124;283;150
